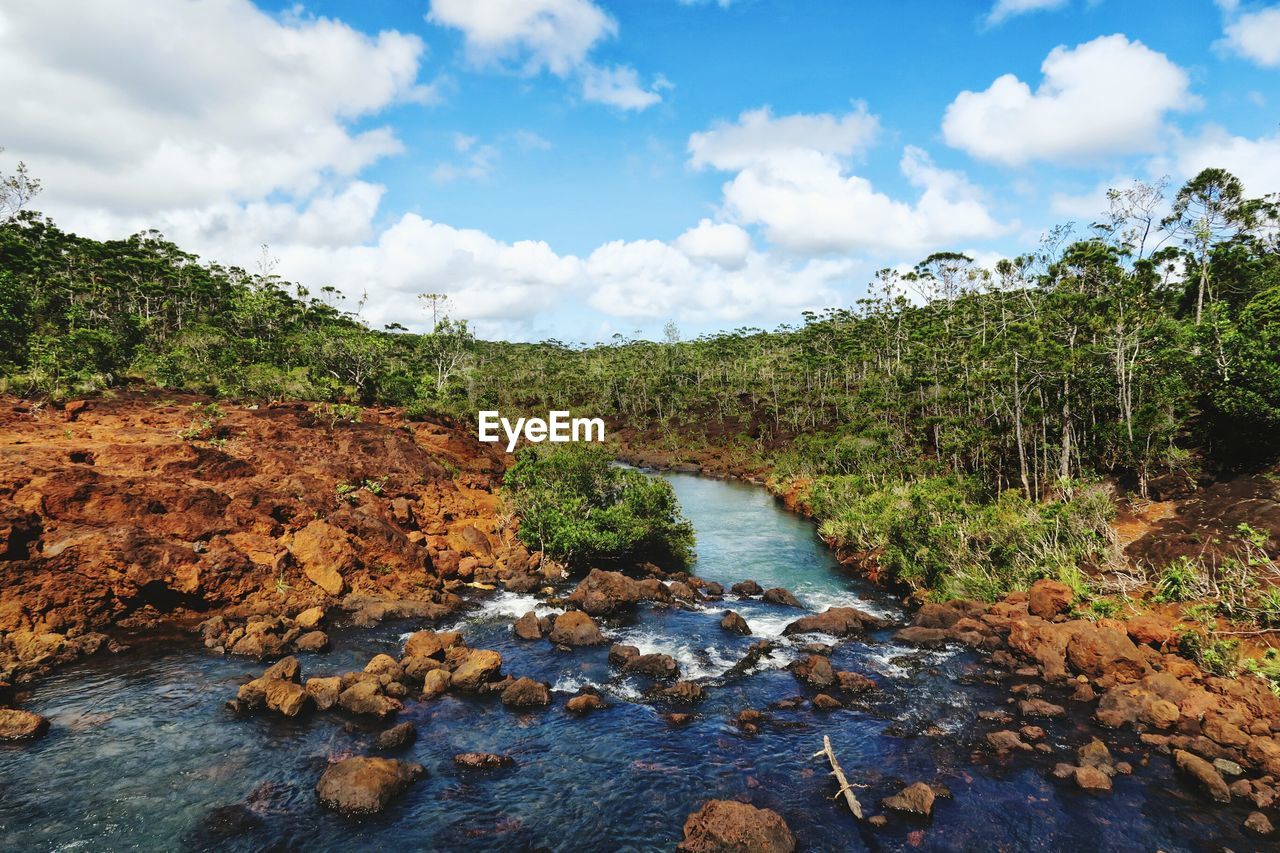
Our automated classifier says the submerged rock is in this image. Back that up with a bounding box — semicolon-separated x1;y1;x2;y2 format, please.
677;800;795;853
659;681;706;704
1245;811;1275;836
374;721;417;750
454;752;515;769
316;757;424;815
1174;749;1231;803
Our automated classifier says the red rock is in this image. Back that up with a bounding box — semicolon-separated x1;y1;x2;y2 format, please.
782;607;887;637
790;655;835;688
1027;579;1074;619
1126;615;1174;647
882;782;936;816
1174;749;1232;803
677;800;795;853
566;694;608;714
548;611;607;646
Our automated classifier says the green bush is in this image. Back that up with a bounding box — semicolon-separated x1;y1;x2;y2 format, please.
504;444;695;569
811;474;1115;601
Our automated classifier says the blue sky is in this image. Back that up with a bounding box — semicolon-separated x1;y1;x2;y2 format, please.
1;0;1278;342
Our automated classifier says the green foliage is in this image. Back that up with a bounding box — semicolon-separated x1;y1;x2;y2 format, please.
312;402;363;428
810;474;1114;601
1153;556;1206;603
503;444;695;569
1242;649;1280;697
1176;627;1242;677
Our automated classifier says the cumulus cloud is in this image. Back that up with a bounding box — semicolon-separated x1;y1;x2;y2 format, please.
0;0;428;215
942;34;1194;166
1219;5;1280;66
674;220;752;269
428;0;666;111
689;108;1007;254
985;0;1069;26
1172;127;1280;197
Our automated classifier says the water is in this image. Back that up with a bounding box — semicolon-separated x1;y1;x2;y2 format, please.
0;472;1259;851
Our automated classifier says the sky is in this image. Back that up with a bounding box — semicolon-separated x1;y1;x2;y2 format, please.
1;0;1278;343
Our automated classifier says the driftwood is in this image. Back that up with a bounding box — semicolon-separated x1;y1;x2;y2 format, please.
813;735;863;819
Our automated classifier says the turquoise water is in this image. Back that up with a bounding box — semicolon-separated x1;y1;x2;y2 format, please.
0;472;1259;851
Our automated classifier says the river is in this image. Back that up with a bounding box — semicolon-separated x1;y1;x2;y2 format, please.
0;472;1255;850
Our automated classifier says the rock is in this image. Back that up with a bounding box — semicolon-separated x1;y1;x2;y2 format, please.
720;611;751;635
835;671;876;694
882;782;936;817
668;581;699;601
1126;615;1174;647
306;676;342;710
264;679;311;717
812;693;843;711
290;520;355;597
625;653;680;679
566;694;609;714
1020;725;1045;740
660;681;705;704
782;607;887;637
1077;738;1114;771
567;568;670;615
374;722;416;750
1019;699;1066;718
1065;626;1149;684
731;580;764;597
453;752;514;769
316;757;424;815
1027;579;1074;619
979;710;1013;724
294;631;330;653
893;626;950;648
401;655;444;681
1245;811;1275;836
403;630;459;660
450;649;503;691
665;712;695;726
500;677;551;707
761;587;802;608
512;611;544;640
677;800;795;853
295;606;326;631
790;655;835;688
1174;749;1232;803
1213;758;1243;777
420;668;451;699
609;644;641;666
364;654;405;682
1074;766;1113;792
338;681;397;718
548;611;606;647
987;730;1031;753
0;708;49;740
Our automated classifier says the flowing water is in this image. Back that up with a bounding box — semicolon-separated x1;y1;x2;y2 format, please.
0;472;1259;851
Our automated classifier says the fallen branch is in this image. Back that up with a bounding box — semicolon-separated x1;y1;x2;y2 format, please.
813;734;862;820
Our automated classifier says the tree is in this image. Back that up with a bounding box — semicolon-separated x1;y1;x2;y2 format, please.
0;150;41;223
1164;168;1246;324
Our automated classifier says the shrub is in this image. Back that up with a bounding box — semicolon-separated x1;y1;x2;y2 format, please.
503;444;695;569
1153;556;1205;603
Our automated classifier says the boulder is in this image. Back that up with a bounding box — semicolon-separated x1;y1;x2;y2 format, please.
1027;579;1074;619
790;655;835;688
294;606;326;631
782;607;887;637
566;693;609;714
500;677;551;707
987;730;1031;753
305;676;342;710
731;580;764;597
893;626;950;648
294;631;330;653
338;681;397;718
420;668;451;699
264;680;311;717
567;569;669;615
450;649;503;691
1245;811;1275;836
1077;738;1114;771
835;671;876;694
316;757;424;815
882;782;936;817
374;721;417;750
1019;698;1066;718
290;520;356;597
1065;626;1149;684
403;630;459;660
660;681;706;704
608;644;641;666
1074;766;1113;793
1174;749;1231;803
364;654;405;682
677;800;795;853
720;611;751;635
625;653;680;679
453;752;514;769
512;611;544;640
812;693;843;711
0;708;49;740
1126;615;1174;647
548;611;606;647
761;587;802;608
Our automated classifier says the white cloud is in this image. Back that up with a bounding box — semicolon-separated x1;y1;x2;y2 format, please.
689;105;880;171
674;220;752;269
581;64;669;111
985;0;1069;26
0;0;427;215
427;0;615;76
1220;5;1280;66
1173;127;1280;197
690;107;1007;255
942;34;1194;166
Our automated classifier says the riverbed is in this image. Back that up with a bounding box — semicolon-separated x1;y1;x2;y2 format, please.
0;472;1256;851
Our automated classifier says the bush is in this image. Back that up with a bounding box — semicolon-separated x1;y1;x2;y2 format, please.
811;474;1115;601
503;444;695;569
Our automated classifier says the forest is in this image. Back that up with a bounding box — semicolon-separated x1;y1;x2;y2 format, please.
3;161;1279;612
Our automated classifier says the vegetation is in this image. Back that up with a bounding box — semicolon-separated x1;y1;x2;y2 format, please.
503;444;695;569
2;152;1278;602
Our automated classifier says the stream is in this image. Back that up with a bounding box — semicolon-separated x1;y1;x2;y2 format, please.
0;472;1257;851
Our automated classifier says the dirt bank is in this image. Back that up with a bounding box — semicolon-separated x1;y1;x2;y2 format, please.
0;392;531;683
